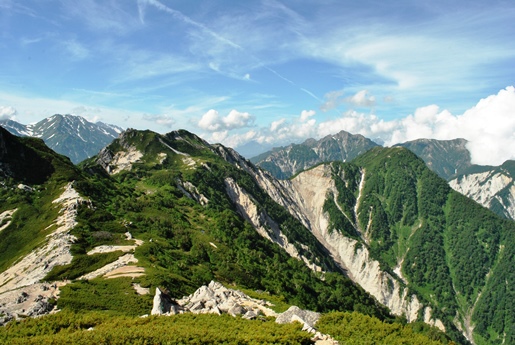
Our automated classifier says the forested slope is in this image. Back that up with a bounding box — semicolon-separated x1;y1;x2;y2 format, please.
348;147;513;344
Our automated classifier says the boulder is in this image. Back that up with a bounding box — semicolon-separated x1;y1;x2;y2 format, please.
276;305;321;328
151;287;178;315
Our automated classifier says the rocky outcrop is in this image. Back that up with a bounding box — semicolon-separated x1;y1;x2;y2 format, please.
449;164;515;220
177;179;209;205
97;145;143;175
151;281;277;318
151;287;177;316
0;208;16;232
0;282;65;326
151;281;339;344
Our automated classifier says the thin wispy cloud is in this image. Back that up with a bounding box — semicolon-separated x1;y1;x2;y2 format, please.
60;0;140;34
141;0;321;102
1;0;514;163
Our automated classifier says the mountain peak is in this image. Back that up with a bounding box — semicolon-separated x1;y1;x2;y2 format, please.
251;131;379;179
0;115;124;164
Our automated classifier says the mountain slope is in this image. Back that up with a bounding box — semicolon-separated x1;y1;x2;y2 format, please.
1;128;392;321
77;128;388;316
0;114;123;164
395;138;472;180
449;160;515;220
1;128;512;344
348;148;512;345
0;127;86;322
250;130;379;179
245;146;513;345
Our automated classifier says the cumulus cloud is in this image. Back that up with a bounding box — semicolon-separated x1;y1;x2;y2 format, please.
227;87;515;166
300;110;316;122
320;89;376;111
320;89;345;112
270;118;286;132
459;86;515;165
198;109;254;131
345;90;376;107
0;106;17;120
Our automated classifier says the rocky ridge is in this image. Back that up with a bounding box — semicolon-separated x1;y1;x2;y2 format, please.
151;281;338;344
251;130;378;179
216;147;434;325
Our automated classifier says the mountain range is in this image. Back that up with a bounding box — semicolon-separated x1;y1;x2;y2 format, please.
0;125;513;344
251;132;473;181
0;114;123;164
2;114;513;221
252;132;515;221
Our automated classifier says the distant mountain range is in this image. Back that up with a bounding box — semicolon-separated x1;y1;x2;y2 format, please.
251;132;473;181
2;114;515;222
0;114;123;164
251;132;515;220
250;131;379;179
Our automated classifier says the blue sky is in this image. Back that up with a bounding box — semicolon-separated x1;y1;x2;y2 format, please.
1;0;515;163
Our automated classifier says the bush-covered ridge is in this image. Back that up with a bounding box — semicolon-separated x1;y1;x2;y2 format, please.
0;309;455;345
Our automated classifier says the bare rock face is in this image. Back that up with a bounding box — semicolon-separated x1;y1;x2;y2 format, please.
276;305;320;329
151;287;180;316
449;165;515;220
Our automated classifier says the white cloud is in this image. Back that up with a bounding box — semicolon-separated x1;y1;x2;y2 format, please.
345;90;376;107
198;109;221;131
227;87;515;165
320;89;345;112
223;110;253;129
300;110;316;122
458;86;515;165
198;109;254;132
0;106;17;120
320;89;376;112
270;119;286;132
142;114;175;128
